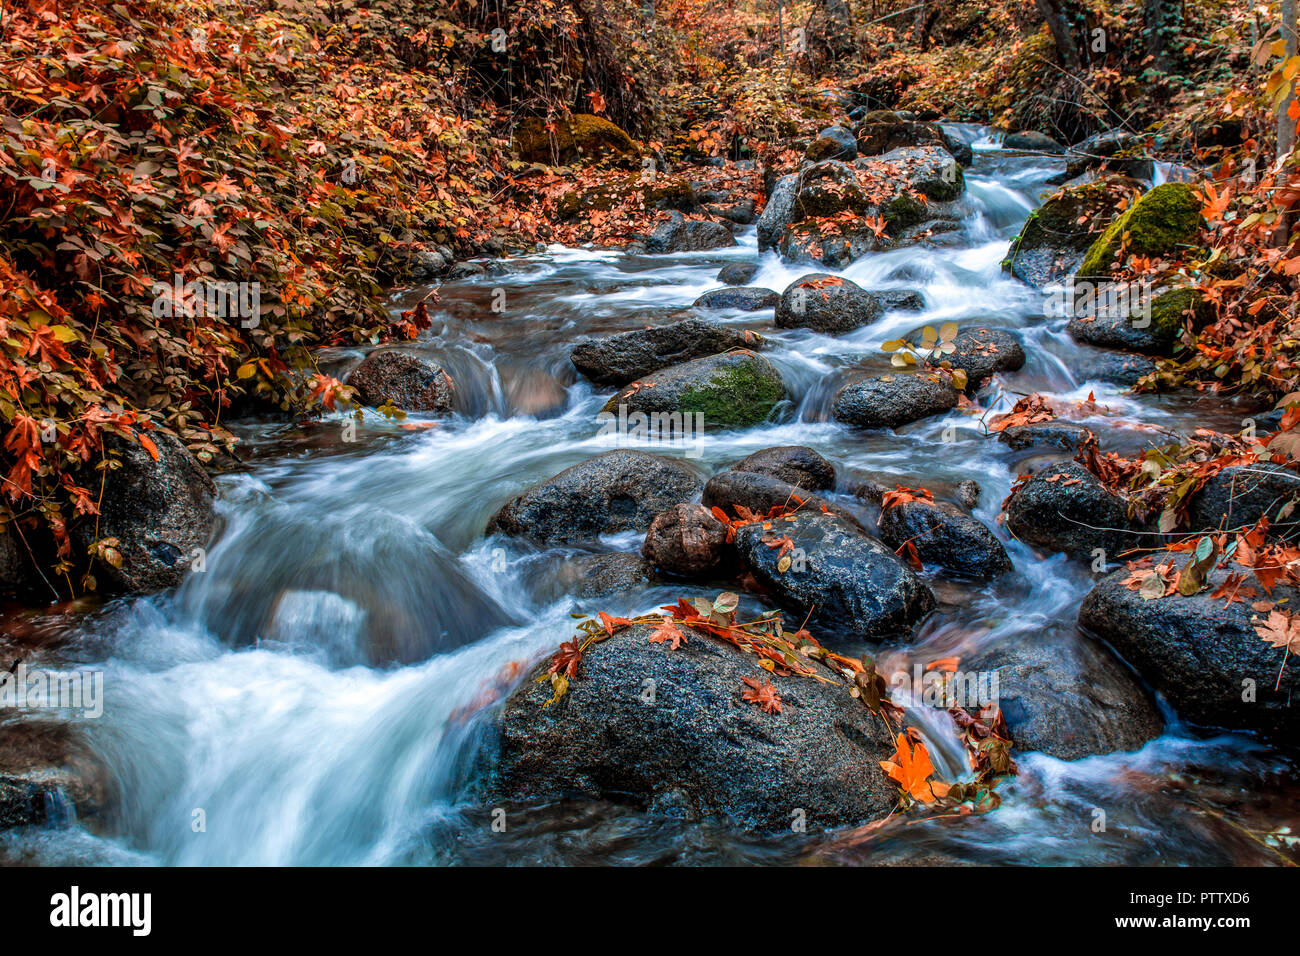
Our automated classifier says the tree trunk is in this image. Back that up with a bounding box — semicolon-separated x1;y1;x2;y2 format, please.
1143;0;1183;73
1035;0;1083;71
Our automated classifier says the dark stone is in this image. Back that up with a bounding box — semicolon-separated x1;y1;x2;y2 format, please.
756;174;798;251
1004;462;1137;560
447;261;487;280
642;503;729;575
487;451;703;544
1079;561;1300;735
702;470;852;527
1002;175;1139;288
1186;463;1300;533
775;273;882;334
733;511;935;642
874;290;925;312
489;622;900;832
692;287;780;312
717;262;760;285
600;350;785;429
877;498;1012;577
1003;130;1065;153
998;421;1092;452
833;373;959;429
805;126;859;163
570;318;757;386
71;432;215;594
966;631;1163;760
646;218;736;253
946;327;1025;391
347;350;454;413
565;553;657;599
956;479;981;509
1076;351;1158;387
731;446;836;491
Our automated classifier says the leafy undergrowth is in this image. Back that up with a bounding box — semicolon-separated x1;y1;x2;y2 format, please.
0;0;515;585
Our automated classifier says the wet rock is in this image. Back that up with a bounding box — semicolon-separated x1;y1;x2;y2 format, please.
956;479;981;509
410;248;448;279
946;327;1025;391
489;622;900;832
601;350;785;429
966;631;1164;760
1066;286;1206;355
732;446;836;491
1078;183;1203;279
556;175;699;221
487;451;703;544
570;318;757;387
1077;351;1158;386
1003;130;1065;153
711;198;757;224
774;273;882;334
446;261;487;281
877;498;1012;577
756;174;798;251
646;217;736;253
854;116;970;165
692;287;780;312
347;350;454;412
833;373;959;429
1003;461;1136;560
805;126;859;163
1079;561;1299;735
562;553;657;599
874;290;925;312
702;470;851;527
72;432;216;594
732;511;935;641
642;503;730;576
0;724;110;830
1002;175;1139;287
717;262;760;285
998;421;1092;452
1186;463;1300;533
0;532;33;598
514;114;639;166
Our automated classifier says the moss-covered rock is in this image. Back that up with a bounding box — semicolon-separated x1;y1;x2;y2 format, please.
514;114;639;166
1003;175;1139;288
1077;183;1203;278
601;350;785;428
1066;285;1208;355
556;175;699;221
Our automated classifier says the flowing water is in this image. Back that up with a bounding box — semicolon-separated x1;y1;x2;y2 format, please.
2;129;1297;866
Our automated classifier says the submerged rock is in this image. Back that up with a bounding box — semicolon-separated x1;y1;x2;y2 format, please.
877;498;1012;578
570;317;757;387
716;262;760;285
347;350;454;413
833;373;959;429
489;622;900;832
691;287;780;312
774;273;882;334
487;451;703;544
1080;561;1300;735
72;432;216;594
601;350;786;429
733;511;935;641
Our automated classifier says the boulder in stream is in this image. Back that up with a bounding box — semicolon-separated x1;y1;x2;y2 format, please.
1077;183;1203;279
347;349;454;413
601;350;785;429
966;631;1164;760
833;372;959;429
645;217;736;253
72;431;216;594
691;287;780;312
944;327;1025;391
1185;463;1300;533
1079;561;1300;735
877;498;1012;578
642;503;730;576
1066;286;1207;355
716;262;759;286
487;451;703;544
570;317;758;387
733;511;935;642
1003;461;1137;560
489;622;900;832
1002;175;1139;288
774;273;882;334
731;446;836;491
